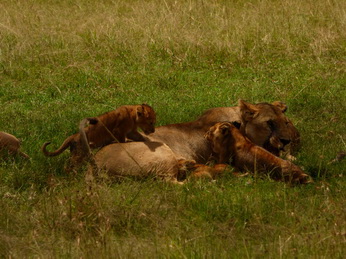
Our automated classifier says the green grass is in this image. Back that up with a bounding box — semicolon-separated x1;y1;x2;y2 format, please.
1;0;345;257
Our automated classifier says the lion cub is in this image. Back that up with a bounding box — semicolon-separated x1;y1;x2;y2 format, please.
42;104;156;166
0;131;29;159
204;122;310;184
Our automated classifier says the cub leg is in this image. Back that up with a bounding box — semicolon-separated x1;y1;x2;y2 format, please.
127;130;146;142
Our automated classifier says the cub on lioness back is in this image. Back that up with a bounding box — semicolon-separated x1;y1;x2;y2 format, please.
41;104;156;168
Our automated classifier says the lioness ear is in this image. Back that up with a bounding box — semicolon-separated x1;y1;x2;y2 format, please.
239;99;259;121
272;101;288;113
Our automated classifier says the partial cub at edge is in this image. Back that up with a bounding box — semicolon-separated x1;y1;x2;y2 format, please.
0;131;30;159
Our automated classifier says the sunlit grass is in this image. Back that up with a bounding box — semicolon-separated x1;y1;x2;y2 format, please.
0;0;345;257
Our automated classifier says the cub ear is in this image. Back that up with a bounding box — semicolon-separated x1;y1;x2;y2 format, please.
137;105;144;117
140;103;151;117
231;121;241;129
272;101;288;113
204;128;213;140
87;117;98;125
219;123;231;135
238;99;259;121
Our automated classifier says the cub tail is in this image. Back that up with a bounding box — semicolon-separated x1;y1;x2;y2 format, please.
41;135;75;157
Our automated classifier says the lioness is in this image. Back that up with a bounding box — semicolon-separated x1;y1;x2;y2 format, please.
42;104;156;166
0;131;29;159
77;118;190;184
143;100;300;163
204;122;310;184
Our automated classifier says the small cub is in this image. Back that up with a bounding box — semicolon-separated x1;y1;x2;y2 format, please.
0;131;29;159
42;104;156;167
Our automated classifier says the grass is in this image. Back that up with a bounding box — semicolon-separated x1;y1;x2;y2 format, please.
1;0;345;257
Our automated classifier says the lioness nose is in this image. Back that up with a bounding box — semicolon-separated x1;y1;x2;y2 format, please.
280;139;291;146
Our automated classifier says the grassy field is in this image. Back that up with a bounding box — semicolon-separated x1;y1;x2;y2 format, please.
1;0;345;257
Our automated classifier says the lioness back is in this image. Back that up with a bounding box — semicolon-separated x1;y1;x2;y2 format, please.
92;141;179;180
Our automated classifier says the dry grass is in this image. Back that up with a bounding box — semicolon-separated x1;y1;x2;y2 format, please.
1;0;345;62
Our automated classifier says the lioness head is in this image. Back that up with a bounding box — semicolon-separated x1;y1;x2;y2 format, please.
136;104;156;135
239;100;298;156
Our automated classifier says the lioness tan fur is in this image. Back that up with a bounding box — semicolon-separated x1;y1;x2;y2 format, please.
77;118;190;183
42;104;156;166
0;131;29;159
204;122;310;184
86;141;185;183
142;100;300;163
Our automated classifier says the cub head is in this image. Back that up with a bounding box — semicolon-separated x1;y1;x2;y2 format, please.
239;100;299;156
204;122;238;155
136;104;156;135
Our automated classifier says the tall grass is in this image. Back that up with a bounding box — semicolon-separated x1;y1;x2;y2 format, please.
1;0;345;257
